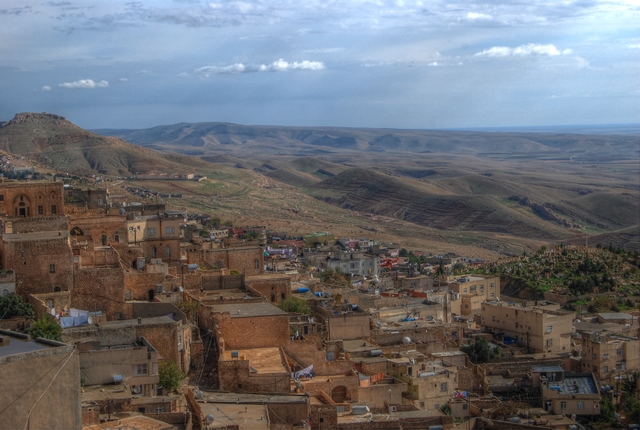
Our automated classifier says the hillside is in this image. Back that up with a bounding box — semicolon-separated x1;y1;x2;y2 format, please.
0;113;216;177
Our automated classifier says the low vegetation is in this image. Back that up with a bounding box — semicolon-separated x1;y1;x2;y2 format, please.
460;337;500;364
319;268;352;288
27;316;62;341
472;244;640;300
279;297;310;315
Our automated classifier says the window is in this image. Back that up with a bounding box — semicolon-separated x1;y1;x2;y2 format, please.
546;339;553;347
462;404;468;410
561;402;567;410
125;290;131;300
616;362;626;370
593;366;597;371
38;205;43;215
419;402;425;408
480;285;484;292
3;289;9;297
49;264;55;273
178;335;182;346
463;288;467;293
155;406;163;413
490;293;495;298
147;228;156;235
603;353;609;359
152;362;158;375
254;259;259;269
440;382;448;392
577;402;585;410
470;286;477;292
603;366;608;373
490;283;494;288
165;246;171;257
51;205;57;214
465;304;469;309
0;195;3;201
546;325;553;333
133;363;148;375
592;354;597;359
166;226;174;234
617;349;623;356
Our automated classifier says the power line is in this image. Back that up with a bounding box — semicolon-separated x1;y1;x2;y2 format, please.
23;350;75;430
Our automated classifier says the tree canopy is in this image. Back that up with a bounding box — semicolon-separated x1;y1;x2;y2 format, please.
27;316;62;341
158;360;187;392
460;337;500;363
0;293;35;320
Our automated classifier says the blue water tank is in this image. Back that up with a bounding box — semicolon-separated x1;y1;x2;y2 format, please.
297;287;309;293
187;264;199;270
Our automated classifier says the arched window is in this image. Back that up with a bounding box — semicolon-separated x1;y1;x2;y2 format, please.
151;247;157;258
165;246;171;257
101;235;107;246
114;234;120;243
53;286;61;292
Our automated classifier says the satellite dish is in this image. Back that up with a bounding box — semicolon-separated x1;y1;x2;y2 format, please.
119;208;126;215
206;414;214;424
402;337;411;345
87;316;93;324
196;390;203;399
132;385;142;394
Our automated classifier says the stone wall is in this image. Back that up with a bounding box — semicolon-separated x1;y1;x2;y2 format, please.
2;235;74;297
245;275;291;305
188;246;264;276
0;180;64;218
218;359;291;393
72;267;126;320
326;314;370;341
284;339;354;376
213;313;290;350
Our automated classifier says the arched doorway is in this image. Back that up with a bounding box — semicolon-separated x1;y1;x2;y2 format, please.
70;227;84;236
331;385;348;403
148;289;155;301
101;235;107;246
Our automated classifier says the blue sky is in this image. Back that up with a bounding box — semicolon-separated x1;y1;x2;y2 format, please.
1;0;639;129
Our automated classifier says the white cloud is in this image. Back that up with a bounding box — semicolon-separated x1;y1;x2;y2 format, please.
194;59;325;76
176;72;190;78
302;48;344;54
628;43;640;48
41;85;52;91
428;61;439;66
118;77;128;82
58;79;109;89
465;12;493;21
475;43;571;58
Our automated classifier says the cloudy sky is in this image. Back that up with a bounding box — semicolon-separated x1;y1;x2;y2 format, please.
1;0;639;129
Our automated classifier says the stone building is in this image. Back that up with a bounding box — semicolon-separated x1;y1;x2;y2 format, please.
387;357;458;410
534;368;601;416
480;301;573;353
186;243;265;276
308;251;380;277
442;275;500;301
0;329;81;429
0;180;64;218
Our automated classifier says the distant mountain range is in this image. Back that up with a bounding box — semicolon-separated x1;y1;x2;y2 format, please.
91;121;640;160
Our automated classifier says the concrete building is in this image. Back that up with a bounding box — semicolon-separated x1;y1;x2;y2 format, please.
0;329;82;429
77;336;160;397
534;368;601;416
308;251;380;277
443;275;500;301
480;301;573;353
580;332;640;382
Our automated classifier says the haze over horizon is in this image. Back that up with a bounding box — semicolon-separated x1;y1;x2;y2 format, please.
1;0;639;130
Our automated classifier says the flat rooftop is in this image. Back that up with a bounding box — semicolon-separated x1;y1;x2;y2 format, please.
209;303;287;318
222;347;287;374
342;339;378;353
198;403;269;430
97;316;177;328
201;392;307;404
2;230;69;242
83;415;175;430
598;312;633;320
201;288;256;300
0;332;57;358
556;375;599;395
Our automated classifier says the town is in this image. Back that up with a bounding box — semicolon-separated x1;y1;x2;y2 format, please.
0;179;638;430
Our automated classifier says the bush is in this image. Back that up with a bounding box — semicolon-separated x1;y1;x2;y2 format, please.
27;316;62;341
279;297;310;315
158;360;187;392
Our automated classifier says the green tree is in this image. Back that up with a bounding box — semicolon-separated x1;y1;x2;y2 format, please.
0;293;35;320
460;337;499;364
279;297;310;315
175;300;199;321
27;316;62;341
158;360;187;392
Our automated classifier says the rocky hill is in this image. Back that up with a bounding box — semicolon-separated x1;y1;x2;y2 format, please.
0;113;213;177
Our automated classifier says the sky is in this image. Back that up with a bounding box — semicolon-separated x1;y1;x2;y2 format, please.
1;0;639;129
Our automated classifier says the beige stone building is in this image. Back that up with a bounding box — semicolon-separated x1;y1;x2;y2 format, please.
442;275;500;301
480;301;573;353
580;332;640;382
534;368;601;416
